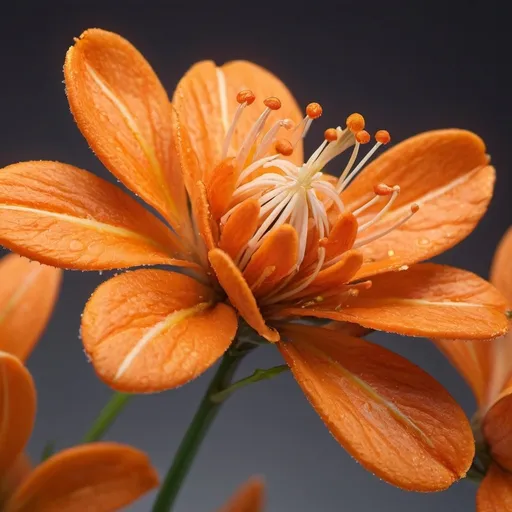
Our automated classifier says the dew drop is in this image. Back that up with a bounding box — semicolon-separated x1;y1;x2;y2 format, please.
69;240;84;251
398;265;409;271
417;238;431;246
387;249;395;257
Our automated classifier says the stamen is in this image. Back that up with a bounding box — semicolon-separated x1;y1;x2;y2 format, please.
235;154;279;186
354;204;419;248
264;247;327;305
356;130;370;144
375;130;391;145
275;139;294;156
346;113;365;133
290;102;323;147
324;128;338;142
352;183;393;216
236;97;281;169
253;119;294;161
311;181;345;213
222;89;255;159
357;186;400;232
338;139;383;192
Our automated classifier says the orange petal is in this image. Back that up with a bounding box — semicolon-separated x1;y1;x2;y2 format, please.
4;442;158;512
64;29;188;231
0;254;61;361
343;130;494;279
278;324;474;491
218;477;265;512
0;453;32;502
206;158;238;221
172;60;303;196
476;463;512;512
291;250;363;301
81;270;236;392
280;264;508;340
219;200;260;261
208;249;279;342
196;181;218;251
483;379;512;472
433;338;492;407
243;225;298;298
323;212;358;261
491;227;512;305
0;352;36;476
0;161;193;270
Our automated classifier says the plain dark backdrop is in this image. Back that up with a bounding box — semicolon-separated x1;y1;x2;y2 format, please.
1;2;510;510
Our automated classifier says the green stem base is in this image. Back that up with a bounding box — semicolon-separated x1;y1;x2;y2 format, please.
151;350;246;512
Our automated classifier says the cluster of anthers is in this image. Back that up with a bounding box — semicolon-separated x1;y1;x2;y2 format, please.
213;90;419;307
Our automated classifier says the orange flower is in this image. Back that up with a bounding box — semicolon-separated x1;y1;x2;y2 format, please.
0;353;159;511
435;228;512;511
217;477;264;512
0;28;508;492
0;253;61;361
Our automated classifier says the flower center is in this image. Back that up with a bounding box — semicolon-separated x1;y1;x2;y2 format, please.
214;91;419;303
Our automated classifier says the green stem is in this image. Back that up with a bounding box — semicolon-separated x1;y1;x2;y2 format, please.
82;392;133;443
211;364;289;403
151;349;246;512
466;465;486;483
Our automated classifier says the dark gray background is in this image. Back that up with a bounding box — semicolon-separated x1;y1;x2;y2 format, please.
1;2;510;510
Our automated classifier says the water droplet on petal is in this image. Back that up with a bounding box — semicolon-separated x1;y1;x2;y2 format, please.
417;238;431;246
398;265;409;271
387;249;395;257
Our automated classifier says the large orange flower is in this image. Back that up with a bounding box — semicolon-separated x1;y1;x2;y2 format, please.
0;29;508;492
435;228;512;511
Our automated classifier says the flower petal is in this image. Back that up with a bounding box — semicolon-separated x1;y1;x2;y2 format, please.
291;250;363;301
432;338;492;407
218;477;265;512
476;463;512;512
64;29;188;231
278;324;474;491
0;254;61;361
343;130;494;279
483;379;512;472
0;161;193;271
172;60;303;196
491;227;512;305
0;454;32;502
323;212;358;261
208;249;279;342
4;442;158;512
0;352;36;476
243;224;298;298
280;264;508;340
81;269;236;392
218;199;260;261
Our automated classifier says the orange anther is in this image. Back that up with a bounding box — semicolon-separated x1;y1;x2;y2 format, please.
306;102;323;119
374;183;393;196
411;203;420;213
355;130;370;144
275;139;293;156
375;130;391;144
324;128;338;142
264;97;281;110
236;90;255;105
346;113;365;133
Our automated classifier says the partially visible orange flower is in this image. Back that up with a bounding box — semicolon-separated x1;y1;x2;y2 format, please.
435;228;512;511
217;477;264;512
0;253;61;360
0;351;159;511
0;28;508;492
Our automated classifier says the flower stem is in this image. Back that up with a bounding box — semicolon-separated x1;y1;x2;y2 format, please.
82;392;132;443
151;348;248;512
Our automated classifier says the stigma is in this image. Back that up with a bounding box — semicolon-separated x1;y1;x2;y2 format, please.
215;90;419;299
